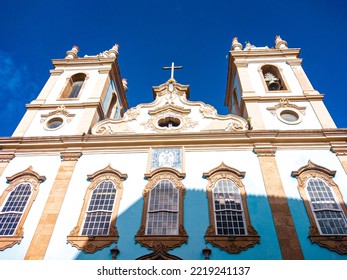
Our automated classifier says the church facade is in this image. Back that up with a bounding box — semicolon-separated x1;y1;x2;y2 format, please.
0;36;346;260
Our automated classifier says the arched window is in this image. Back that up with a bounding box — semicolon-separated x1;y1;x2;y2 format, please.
60;73;86;99
135;168;188;253
81;180;118;236
146;179;179;235
261;65;287;92
204;163;260;254
213;179;246;235
67;165;127;253
0;167;46;250
306;178;347;235
292;161;347;254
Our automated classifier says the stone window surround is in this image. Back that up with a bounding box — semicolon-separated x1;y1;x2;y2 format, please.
67;165;127;253
135;167;188;253
0;166;46;251
203;162;260;254
57;72;89;100
291;161;347;254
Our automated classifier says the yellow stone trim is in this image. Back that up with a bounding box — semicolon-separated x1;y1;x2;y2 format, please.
255;148;304;259
24;157;79;259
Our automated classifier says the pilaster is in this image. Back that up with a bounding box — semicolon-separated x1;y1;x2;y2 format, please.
254;146;304;259
24;151;82;260
331;143;347;173
0;152;15;176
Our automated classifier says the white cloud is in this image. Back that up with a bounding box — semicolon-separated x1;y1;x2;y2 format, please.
0;50;39;136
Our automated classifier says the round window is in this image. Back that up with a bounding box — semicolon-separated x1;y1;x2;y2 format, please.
280;110;299;122
46;117;64;129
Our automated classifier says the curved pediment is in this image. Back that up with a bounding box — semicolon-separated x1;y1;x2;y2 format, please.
91;79;248;135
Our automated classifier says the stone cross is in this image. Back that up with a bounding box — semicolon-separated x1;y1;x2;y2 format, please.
163;62;183;79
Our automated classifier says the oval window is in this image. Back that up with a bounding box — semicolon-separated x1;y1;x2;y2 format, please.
280;110;299;122
47;117;64;129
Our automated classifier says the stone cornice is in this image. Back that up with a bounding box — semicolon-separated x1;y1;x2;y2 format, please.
242;95;324;103
0;129;347;152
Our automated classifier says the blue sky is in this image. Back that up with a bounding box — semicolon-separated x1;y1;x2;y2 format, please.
0;0;346;136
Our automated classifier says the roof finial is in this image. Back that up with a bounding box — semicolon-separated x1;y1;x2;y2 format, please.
108;44;119;58
65;45;79;59
231;37;243;51
275;35;288;49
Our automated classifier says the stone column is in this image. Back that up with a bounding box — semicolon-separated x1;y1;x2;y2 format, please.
0;153;15;176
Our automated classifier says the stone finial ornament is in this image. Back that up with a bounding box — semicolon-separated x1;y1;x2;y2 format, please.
275;35;288;49
122;78;128;92
65;45;79;59
231;37;243;51
108;44;119;58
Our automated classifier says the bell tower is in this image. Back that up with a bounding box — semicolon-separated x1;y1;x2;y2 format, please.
13;44;128;137
225;36;336;130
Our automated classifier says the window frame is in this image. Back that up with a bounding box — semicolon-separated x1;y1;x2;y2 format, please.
58;73;87;100
0;166;46;251
67;165;127;253
204;163;260;254
135;167;188;252
292;161;347;254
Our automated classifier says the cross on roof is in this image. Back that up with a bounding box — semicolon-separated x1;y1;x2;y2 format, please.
163;62;183;80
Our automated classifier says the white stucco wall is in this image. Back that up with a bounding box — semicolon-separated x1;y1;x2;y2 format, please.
0;154;61;260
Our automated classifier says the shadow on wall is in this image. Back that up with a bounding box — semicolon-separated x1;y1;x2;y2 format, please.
71;189;347;260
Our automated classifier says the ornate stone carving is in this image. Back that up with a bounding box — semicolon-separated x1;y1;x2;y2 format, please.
40;105;76;129
136;245;182;260
67;165;127;253
267;98;306;116
141;104;198;133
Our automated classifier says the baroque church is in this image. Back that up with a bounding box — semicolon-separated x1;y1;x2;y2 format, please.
0;36;346;260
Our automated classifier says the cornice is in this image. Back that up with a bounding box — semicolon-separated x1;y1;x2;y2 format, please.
242;95;324;103
1;129;347;152
26;102;103;110
230;48;301;59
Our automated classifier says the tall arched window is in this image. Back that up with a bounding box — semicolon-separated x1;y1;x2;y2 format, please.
306;178;347;235
67;165;127;253
204;163;260;254
135;168;188;253
0;183;32;236
146;179;179;235
60;73;86;99
81;180;118;236
0;167;46;250
213;179;247;235
292;161;347;254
